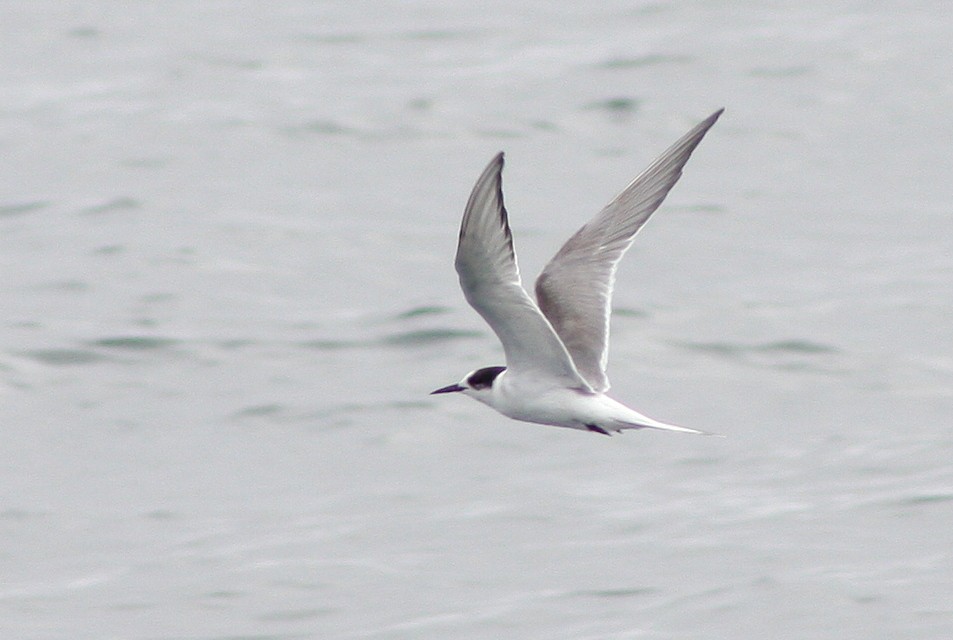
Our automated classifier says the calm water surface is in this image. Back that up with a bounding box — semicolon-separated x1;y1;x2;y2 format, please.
2;2;952;638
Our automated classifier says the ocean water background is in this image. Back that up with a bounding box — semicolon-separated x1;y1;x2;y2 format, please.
2;1;952;638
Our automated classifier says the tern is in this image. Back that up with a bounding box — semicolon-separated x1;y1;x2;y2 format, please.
432;109;723;436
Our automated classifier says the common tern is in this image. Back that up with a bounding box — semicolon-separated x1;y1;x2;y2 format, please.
432;109;723;436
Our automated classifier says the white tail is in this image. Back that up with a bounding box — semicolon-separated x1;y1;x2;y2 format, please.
613;418;723;437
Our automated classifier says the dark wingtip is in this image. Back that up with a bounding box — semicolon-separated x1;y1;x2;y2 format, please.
705;108;725;126
488;154;514;252
690;108;723;132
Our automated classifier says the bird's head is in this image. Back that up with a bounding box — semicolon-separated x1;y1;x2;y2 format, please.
431;365;506;402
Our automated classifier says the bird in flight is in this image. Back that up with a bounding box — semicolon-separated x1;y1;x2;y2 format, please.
432;109;723;436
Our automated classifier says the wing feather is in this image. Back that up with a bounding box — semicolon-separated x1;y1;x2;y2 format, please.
535;109;723;392
455;153;591;390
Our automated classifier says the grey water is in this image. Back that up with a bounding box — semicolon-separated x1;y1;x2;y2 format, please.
2;1;952;638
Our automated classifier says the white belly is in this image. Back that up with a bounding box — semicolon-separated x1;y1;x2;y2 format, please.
489;374;614;430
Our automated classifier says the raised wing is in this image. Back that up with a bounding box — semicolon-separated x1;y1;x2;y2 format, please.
455;153;591;390
535;109;723;392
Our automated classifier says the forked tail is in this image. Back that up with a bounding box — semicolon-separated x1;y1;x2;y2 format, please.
612;418;723;437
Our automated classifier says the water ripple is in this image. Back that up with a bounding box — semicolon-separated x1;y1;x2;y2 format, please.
678;339;839;356
380;328;480;346
22;349;105;365
596;54;694;69
674;338;843;373
78;197;140;215
395;305;451;319
89;336;179;351
0;201;49;217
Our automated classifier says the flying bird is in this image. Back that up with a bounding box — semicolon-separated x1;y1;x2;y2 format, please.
432;109;723;436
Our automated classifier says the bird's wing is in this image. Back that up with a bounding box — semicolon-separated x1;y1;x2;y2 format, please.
455;152;591;390
535;109;723;392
